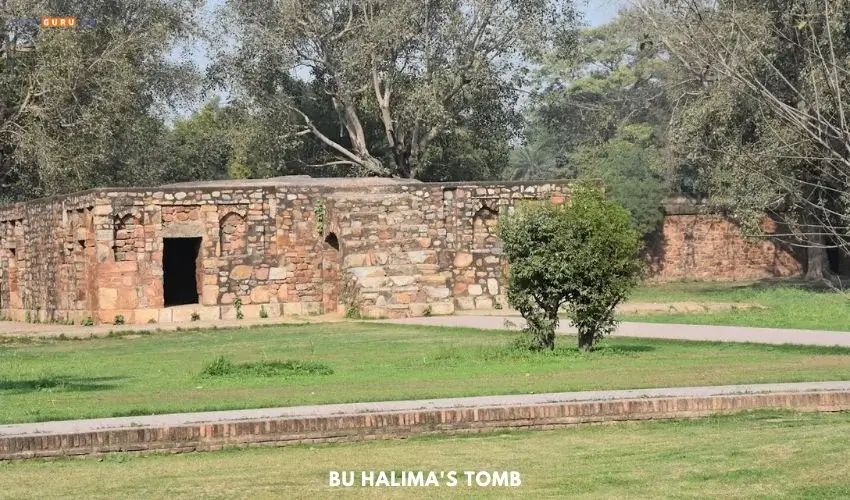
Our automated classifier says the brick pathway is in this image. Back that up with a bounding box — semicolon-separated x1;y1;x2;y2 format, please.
3;381;850;438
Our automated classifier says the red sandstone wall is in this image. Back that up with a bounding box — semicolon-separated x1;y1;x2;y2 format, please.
646;214;801;281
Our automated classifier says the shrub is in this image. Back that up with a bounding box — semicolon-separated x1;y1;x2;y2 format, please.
499;183;643;352
190;312;201;322
113;315;125;325
422;305;433;317
259;305;268;319
81;316;94;327
234;298;244;320
201;355;235;376
345;307;361;319
201;356;334;377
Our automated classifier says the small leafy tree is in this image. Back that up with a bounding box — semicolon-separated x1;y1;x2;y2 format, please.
500;184;643;351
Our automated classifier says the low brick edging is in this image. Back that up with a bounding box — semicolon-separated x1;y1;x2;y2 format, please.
3;390;850;460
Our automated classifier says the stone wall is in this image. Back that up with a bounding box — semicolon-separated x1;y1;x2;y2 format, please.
329;183;569;318
0;180;806;325
0;179;570;324
645;200;802;281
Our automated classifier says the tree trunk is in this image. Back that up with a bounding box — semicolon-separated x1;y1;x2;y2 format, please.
578;329;594;352
804;229;835;282
805;246;830;281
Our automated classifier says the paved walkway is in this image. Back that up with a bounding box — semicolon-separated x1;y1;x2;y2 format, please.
0;315;344;339
1;313;848;346
3;381;849;438
387;316;850;347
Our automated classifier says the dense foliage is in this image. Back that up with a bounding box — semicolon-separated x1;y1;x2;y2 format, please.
500;185;643;351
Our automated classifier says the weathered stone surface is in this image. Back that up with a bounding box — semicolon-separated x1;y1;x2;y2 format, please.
98;288;118;310
0;178;803;325
453;253;473;268
424;286;450;299
250;286;270;303
487;278;499;296
230;265;253;281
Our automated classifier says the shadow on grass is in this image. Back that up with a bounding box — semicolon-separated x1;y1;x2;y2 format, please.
0;376;127;394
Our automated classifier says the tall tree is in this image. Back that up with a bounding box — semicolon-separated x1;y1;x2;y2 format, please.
517;15;673;235
165;97;243;183
219;0;576;179
0;0;202;201
636;0;850;280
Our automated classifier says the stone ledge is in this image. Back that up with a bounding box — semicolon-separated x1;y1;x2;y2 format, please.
2;390;849;460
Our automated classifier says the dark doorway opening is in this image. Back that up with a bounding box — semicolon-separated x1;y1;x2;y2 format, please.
324;232;339;251
163;237;201;307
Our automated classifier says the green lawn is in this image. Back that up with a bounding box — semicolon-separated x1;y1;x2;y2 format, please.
2;323;850;424
2;411;850;498
620;281;850;331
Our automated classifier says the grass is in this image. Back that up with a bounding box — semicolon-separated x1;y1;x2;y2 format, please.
2;411;850;498
619;280;850;331
200;356;334;377
1;322;850;424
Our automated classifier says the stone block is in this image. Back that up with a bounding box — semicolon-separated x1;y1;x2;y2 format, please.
424;286;450;299
429;302;455;315
407;250;436;264
269;267;286;280
487;278;499;295
158;308;173;323
282;302;304;316
250;286;271;303
467;284;483;296
344;253;370;267
301;301;323;316
239;304;270;320
475;297;494;309
98;288;118;310
230;265;253;280
453;253;473;268
390;275;416;286
348;267;387;278
202;285;219;305
358;277;389;289
133;309;159;325
455;296;475;310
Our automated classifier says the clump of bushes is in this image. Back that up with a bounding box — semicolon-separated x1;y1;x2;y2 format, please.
201;355;334;377
499;183;643;352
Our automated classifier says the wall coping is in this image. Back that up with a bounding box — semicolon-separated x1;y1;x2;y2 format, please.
0;178;580;213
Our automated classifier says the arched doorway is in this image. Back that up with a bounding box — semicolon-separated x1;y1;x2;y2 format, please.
322;232;341;313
